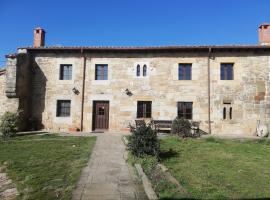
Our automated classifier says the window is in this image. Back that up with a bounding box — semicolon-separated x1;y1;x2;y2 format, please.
177;102;193;119
60;64;72;80
223;107;226;119
221;63;234;80
95;64;108;80
57;100;71;117
143;65;147;76
223;102;232;120
178;64;192;80
136;65;140;76
137;101;152;118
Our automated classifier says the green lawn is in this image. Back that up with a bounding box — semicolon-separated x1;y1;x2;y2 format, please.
0;134;96;200
160;136;270;199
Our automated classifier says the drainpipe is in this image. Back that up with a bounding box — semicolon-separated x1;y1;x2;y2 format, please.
80;49;86;131
207;47;212;134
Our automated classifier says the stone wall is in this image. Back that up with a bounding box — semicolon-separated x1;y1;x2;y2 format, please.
25;51;270;135
0;71;19;117
210;53;270;135
31;52;208;133
0;54;31;130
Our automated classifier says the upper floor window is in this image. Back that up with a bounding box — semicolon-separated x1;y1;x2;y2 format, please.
56;100;71;117
135;63;148;77
221;63;234;80
95;64;108;80
136;65;140;77
60;64;72;80
143;65;147;76
137;101;152;118
178;64;192;80
177;102;193;119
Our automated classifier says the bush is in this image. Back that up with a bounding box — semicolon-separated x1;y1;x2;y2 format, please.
128;122;160;157
0;111;20;138
171;117;192;137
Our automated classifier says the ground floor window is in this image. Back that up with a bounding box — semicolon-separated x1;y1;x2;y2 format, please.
56;100;71;117
177;102;193;119
137;101;152;118
223;102;232;120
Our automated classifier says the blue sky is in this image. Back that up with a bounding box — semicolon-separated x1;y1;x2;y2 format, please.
1;0;270;67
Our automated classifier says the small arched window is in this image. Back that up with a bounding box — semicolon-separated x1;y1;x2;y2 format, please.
223;107;226;119
136;65;140;76
229;107;232;119
143;65;147;76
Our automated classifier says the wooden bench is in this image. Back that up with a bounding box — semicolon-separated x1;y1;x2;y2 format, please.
152;120;172;132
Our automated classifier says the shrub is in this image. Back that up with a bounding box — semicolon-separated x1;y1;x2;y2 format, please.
128;122;160;157
0;111;20;138
171;117;192;137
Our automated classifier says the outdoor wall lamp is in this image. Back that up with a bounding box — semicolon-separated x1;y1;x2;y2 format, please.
125;88;133;96
72;87;80;95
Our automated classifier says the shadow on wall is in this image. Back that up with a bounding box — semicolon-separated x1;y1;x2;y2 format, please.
28;59;47;131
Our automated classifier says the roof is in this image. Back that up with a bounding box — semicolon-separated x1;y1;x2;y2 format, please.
259;23;270;28
17;45;270;53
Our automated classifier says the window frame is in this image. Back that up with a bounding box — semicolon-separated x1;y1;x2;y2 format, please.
137;101;152;118
56;100;71;117
136;64;140;77
59;64;73;80
178;63;192;80
143;64;147;77
220;63;234;80
95;64;108;80
223;102;232;120
177;102;193;120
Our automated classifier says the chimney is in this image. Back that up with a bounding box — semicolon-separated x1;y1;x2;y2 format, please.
33;27;45;47
259;23;270;45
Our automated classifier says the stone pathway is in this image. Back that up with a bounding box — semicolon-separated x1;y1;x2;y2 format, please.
72;133;147;200
0;167;19;200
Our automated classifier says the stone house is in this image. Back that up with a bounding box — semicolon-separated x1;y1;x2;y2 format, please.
1;24;270;135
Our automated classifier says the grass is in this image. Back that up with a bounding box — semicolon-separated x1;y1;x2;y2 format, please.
0;134;96;200
160;136;270;199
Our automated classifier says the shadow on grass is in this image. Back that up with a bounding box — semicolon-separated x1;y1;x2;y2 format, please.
159;148;178;160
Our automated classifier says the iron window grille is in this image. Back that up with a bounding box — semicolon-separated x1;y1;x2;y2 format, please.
57;100;71;117
177;102;193;119
137;101;152;118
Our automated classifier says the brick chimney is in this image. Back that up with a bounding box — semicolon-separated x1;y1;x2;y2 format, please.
259;24;270;45
33;27;45;47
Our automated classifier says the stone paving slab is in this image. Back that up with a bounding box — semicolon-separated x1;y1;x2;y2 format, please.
72;132;147;200
0;168;19;200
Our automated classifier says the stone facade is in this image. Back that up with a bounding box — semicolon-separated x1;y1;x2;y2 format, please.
9;50;266;135
30;53;209;132
0;70;19;117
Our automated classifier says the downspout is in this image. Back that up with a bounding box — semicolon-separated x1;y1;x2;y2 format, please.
80;49;86;131
207;47;212;134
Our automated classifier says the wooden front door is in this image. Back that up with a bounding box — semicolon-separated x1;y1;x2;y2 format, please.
93;101;109;130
